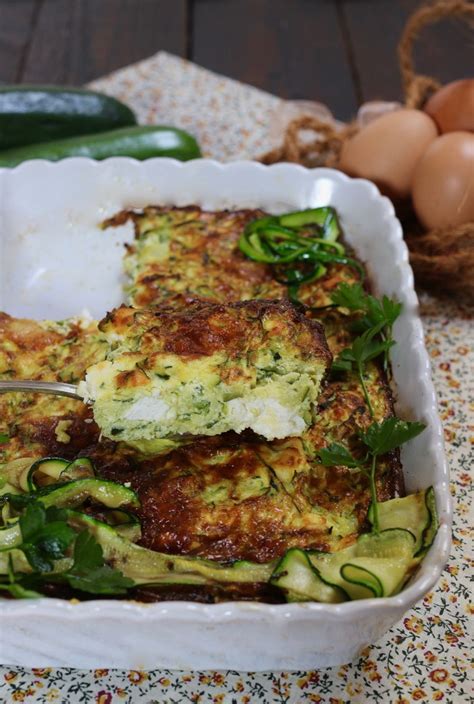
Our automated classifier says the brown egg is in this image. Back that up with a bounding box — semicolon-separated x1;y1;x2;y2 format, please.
412;131;474;230
339;109;438;199
425;79;474;133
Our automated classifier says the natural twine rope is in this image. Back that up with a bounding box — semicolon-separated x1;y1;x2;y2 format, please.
261;116;358;168
399;0;474;108
261;0;474;302
406;223;474;300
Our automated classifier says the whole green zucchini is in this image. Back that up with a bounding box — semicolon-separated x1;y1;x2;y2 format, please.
0;125;202;166
0;86;137;149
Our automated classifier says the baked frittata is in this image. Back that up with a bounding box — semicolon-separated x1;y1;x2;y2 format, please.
0;206;431;605
80;300;332;449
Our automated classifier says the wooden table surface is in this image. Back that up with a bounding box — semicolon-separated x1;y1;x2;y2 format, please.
0;0;471;121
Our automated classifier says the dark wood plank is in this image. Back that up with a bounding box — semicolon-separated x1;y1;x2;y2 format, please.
0;0;39;83
192;0;358;121
21;0;187;85
341;0;474;105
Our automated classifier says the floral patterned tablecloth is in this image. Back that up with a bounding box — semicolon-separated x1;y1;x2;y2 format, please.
1;54;472;704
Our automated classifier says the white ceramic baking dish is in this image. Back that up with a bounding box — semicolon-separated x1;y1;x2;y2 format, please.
0;159;450;670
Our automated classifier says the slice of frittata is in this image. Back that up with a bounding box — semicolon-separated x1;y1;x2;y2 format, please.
79;300;332;450
108;206;286;306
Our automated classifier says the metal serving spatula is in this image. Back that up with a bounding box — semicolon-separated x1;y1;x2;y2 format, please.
0;380;82;401
0;380;199;446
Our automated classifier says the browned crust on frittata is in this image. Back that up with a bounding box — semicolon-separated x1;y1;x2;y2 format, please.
101;299;332;368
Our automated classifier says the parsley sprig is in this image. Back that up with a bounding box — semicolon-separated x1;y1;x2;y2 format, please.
65;530;133;594
331;284;402;417
332;326;395;417
0;498;133;597
318;418;426;532
19;503;76;572
332;283;402;369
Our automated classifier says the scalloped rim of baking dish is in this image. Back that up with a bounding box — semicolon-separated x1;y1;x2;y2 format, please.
0;159;451;668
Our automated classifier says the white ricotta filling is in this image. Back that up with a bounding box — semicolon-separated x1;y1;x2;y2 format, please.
123;396;175;422
79;366;310;441
226;397;306;440
76;379;92;403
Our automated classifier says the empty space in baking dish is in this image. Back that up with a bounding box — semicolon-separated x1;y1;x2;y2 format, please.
0;161;136;320
0;157;409;320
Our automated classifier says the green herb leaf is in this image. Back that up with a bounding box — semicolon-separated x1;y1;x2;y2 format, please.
333;327;392;372
45;506;69;523
351;329;395;365
332;327;395;418
317;418;426;534
19;502;46;543
66;531;133;595
331;348;356;373
2;483;136;597
18;501;75;572
331;282;368;311
22;545;54;573
331;284;402;375
318;443;364;469
34;521;76;560
70;530;104;572
331;284;402;332
67;565;134;595
380;295;403;328
0;433;9;444
359;418;426;456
